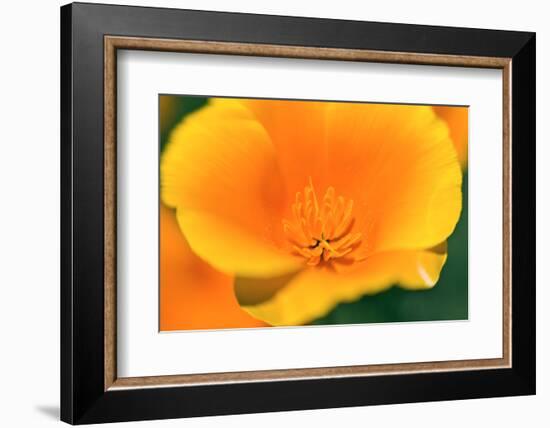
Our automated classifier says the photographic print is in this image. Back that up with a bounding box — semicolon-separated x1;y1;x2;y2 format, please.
159;96;468;331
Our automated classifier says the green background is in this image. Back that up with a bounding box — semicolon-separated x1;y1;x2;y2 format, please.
160;95;468;325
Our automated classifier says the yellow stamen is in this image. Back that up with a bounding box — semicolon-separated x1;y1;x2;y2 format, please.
283;178;361;266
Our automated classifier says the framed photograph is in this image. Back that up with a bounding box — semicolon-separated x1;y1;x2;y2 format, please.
60;2;535;424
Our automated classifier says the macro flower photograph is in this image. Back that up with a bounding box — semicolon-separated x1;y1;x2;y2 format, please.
159;95;468;331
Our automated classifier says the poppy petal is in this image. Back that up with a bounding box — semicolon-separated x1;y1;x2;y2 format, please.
176;209;301;277
160;205;266;330
241;245;448;326
161;101;300;277
433;106;469;169
324;103;462;255
239;98;327;194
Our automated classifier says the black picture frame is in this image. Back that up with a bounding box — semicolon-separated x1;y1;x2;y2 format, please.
61;2;535;424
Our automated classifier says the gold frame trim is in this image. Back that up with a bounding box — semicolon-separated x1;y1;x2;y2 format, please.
104;36;512;391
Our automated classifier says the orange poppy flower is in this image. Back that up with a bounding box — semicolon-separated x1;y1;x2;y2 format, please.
160;204;266;330
161;99;462;326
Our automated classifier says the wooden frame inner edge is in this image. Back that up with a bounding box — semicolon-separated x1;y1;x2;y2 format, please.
104;36;512;391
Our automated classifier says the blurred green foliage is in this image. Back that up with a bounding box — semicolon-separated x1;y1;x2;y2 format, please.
161;95;469;325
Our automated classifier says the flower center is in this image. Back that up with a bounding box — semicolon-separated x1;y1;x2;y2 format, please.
283;177;361;266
